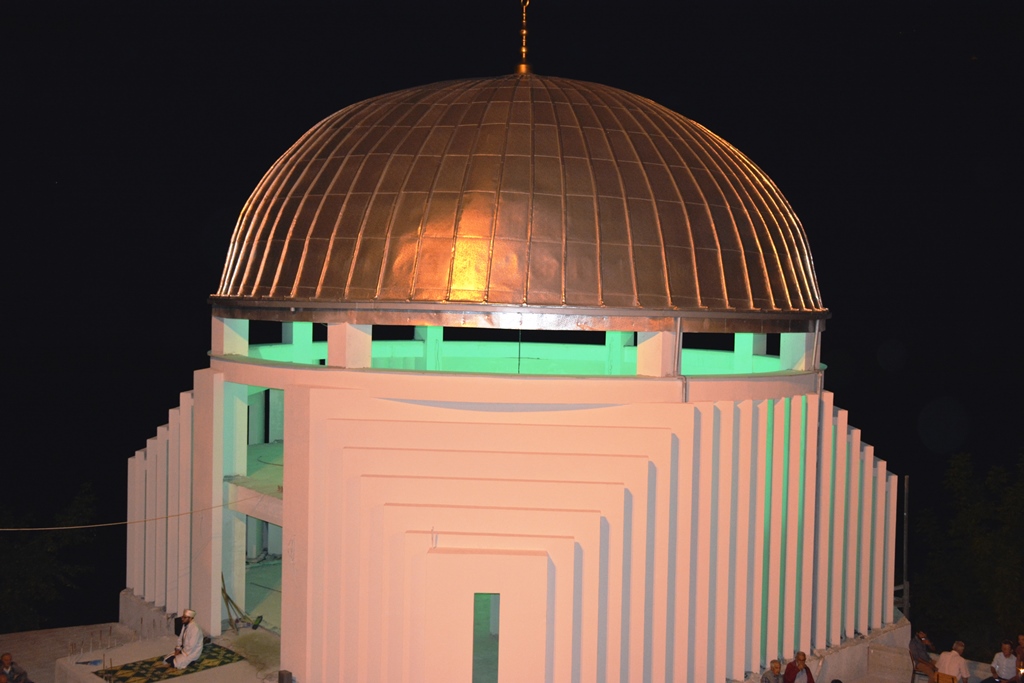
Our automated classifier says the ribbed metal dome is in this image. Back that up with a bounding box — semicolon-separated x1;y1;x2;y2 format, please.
212;74;826;332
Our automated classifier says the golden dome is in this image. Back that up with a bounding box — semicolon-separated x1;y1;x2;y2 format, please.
212;74;825;332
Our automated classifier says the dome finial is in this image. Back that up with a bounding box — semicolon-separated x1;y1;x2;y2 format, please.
516;0;532;74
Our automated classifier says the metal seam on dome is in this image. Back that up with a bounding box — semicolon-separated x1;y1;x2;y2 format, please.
528;76;558;305
767;172;821;309
549;78;605;307
679;119;760;310
594;86;652;308
310;95;414;297
407;79;483;301
241;117;337;297
581;79;642;308
222;124;303;295
721;134;801;310
724;155;780;311
652;108;718;308
270;100;382;296
373;89;453;301
260;112;361;297
221;120;315;296
710;127;795;310
313;97;397;299
480;76;518;304
279;117;363;299
658;106;727;308
531;76;564;305
613;90;695;309
630;93;704;309
402;79;479;301
445;80;498;302
722;137;809;311
312;100;395;299
342;89;442;300
676;122;741;310
715;134;792;311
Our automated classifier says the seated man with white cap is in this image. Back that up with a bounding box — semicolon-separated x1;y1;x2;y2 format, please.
164;609;204;668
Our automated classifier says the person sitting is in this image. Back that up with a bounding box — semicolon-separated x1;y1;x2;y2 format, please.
981;640;1020;683
784;651;815;683
0;653;31;683
937;641;971;683
761;659;783;683
164;608;204;669
911;631;938;683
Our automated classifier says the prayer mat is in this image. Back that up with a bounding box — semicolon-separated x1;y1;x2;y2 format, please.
92;643;245;682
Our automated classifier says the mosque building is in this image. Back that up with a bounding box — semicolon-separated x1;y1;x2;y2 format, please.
122;64;903;681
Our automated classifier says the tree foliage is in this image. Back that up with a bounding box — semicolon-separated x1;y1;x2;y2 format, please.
0;484;99;633
912;452;1023;661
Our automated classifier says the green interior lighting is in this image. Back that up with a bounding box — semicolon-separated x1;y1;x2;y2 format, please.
473;593;499;683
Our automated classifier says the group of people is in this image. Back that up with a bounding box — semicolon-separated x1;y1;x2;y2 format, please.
163;608;205;669
911;630;1024;683
0;652;32;683
760;651;830;683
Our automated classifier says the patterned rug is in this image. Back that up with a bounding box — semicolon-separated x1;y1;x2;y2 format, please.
92;643;245;682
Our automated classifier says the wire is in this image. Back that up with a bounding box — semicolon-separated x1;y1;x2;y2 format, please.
0;494;263;532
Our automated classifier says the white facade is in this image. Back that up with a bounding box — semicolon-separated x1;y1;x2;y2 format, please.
125;320;898;682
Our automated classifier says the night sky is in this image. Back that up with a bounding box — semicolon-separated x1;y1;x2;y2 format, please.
4;0;1021;629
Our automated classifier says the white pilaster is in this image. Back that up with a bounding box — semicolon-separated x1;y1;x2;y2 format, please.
127;452;145;594
191;368;224;636
693;404;715;683
414;326;443;371
734;333;766;373
857;443;872;634
281;386;313;681
766;398;786;658
781;332;816;371
144;437;157;603
883;473;898;625
176;390;194;617
813;391;835;648
637;329;679;377
166;408;180;614
871;456;887;629
212;316;249;356
751;399;768;670
843;426;861;639
154;425;168;609
327;323;372;368
714;402;738;681
783;397;801;657
800;395;819;654
830;408;849;643
732;400;754;674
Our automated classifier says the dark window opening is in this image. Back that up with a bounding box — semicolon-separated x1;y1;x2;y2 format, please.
248;320;282;345
682;332;734;351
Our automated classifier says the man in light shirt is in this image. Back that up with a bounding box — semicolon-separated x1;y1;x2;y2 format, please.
983;640;1020;683
937;641;970;683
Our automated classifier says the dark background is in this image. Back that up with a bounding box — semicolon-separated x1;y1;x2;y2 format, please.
3;0;1021;642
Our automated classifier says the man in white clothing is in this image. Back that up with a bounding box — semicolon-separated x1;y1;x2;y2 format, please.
937;641;971;683
164;608;204;669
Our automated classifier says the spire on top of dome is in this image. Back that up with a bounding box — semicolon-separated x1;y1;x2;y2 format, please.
516;0;532;74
